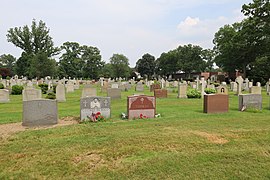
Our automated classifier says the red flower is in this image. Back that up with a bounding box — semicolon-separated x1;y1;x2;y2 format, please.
96;112;101;116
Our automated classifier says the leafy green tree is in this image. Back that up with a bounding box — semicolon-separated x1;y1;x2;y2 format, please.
7;19;59;78
0;54;16;75
213;20;259;78
81;45;104;79
156;50;178;77
29;52;56;79
201;49;215;72
176;44;205;78
136;53;155;79
15;52;33;77
248;56;270;85
58;42;83;78
100;63;114;78
110;54;130;78
7;19;59;57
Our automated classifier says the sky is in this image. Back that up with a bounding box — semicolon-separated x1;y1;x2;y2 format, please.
0;0;252;67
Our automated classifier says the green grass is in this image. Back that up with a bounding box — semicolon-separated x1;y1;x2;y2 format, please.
0;85;270;179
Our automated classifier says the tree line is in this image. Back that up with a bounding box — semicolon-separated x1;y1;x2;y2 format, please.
1;0;269;83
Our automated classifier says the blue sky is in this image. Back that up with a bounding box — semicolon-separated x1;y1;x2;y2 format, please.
0;0;251;67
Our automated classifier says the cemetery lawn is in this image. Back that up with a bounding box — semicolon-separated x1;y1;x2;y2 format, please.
1;86;270;179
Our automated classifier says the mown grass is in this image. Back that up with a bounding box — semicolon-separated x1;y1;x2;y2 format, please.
0;85;270;179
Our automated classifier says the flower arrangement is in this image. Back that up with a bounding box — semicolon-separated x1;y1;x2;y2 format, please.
85;112;106;123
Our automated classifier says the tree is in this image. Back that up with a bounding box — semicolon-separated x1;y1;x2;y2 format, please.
156;50;179;77
29;52;56;79
7;19;59;78
110;54;130;78
176;44;205;78
213;20;259;78
7;19;59;57
58;42;83;78
201;49;215;72
248;56;270;85
81;45;104;79
0;54;16;76
136;53;155;79
15;52;33;77
100;63;114;78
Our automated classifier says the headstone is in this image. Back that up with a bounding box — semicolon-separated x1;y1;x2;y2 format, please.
221;82;227;86
201;77;206;98
238;94;262;111
216;86;228;95
22;88;42;101
154;89;167;98
173;81;178;87
124;83;132;91
243;78;249;91
107;88;121;99
248;82;253;89
150;84;161;92
178;83;187;98
56;83;66;102
66;82;74;93
101;81;109;93
235;76;244;95
165;81;170;88
249;86;261;94
82;87;97;98
206;84;215;90
195;77;200;90
111;83;119;89
256;82;261;87
161;78;165;89
22;99;58;127
127;95;156;119
136;84;144;92
230;82;237;92
203;94;229;114
0;89;10;103
80;97;111;120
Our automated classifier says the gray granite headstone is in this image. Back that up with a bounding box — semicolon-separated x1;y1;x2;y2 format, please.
22;99;58;127
136;84;144;92
56;83;66;102
0;89;10;103
82;87;97;98
22;88;42;101
80;97;111;120
238;94;262;111
107;88;121;99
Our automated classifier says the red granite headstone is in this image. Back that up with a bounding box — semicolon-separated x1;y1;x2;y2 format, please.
150;84;161;92
203;94;229;113
154;89;167;98
127;95;156;119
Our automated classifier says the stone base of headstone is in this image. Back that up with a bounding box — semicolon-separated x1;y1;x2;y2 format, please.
22;99;58;127
203;94;229;113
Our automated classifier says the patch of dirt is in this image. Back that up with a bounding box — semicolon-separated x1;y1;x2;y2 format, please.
0;116;78;140
72;152;105;170
191;131;229;144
